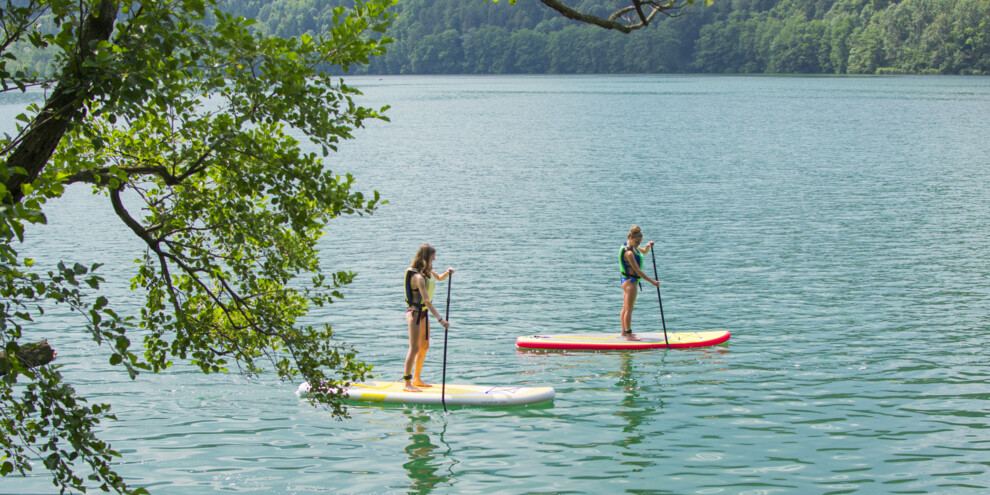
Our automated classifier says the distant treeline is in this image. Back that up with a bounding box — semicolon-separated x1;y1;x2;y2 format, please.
11;0;990;75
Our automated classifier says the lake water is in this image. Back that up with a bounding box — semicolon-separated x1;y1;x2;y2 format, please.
4;74;990;494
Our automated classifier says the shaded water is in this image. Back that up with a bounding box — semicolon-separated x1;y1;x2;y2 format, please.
4;75;990;494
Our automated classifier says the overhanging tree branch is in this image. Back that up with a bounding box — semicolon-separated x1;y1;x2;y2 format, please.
537;0;693;33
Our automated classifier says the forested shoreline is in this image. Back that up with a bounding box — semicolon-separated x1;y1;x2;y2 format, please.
11;0;990;75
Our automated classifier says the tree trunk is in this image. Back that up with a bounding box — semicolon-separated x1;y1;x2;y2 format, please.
2;0;119;204
0;340;57;375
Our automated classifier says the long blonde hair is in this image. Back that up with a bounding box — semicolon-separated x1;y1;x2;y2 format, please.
409;243;435;277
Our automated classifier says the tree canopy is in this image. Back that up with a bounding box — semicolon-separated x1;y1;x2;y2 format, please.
2;0;391;492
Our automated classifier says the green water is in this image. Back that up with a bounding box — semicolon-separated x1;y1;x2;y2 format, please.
5;75;990;494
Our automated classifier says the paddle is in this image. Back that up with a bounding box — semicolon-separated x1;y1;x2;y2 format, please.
650;247;670;348
441;272;452;412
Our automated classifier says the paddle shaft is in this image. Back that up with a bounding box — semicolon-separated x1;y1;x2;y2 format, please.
441;273;451;412
650;248;670;348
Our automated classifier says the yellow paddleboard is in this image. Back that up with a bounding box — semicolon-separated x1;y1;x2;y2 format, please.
297;380;555;406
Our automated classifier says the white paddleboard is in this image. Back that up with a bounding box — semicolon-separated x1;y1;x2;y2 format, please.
297;380;555;407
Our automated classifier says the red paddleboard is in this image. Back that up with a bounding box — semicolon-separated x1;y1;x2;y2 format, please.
516;331;730;350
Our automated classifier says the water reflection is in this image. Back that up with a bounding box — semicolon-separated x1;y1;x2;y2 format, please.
615;353;661;448
616;353;640;407
401;411;452;494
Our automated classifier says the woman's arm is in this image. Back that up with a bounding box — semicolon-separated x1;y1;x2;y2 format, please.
432;267;454;281
625;250;657;285
416;274;449;328
639;241;654;254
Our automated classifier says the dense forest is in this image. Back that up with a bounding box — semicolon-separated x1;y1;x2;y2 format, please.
10;0;990;75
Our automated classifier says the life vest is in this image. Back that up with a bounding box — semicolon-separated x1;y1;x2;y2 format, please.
619;243;644;280
404;267;435;310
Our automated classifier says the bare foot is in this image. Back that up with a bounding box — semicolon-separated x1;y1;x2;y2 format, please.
403;383;422;392
412;380;431;388
623;333;642;341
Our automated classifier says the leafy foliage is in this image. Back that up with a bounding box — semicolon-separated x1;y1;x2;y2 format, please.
694;0;990;73
1;260;138;493
2;0;395;492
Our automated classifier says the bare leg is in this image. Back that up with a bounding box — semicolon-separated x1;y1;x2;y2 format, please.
621;281;642;341
404;312;423;392
412;317;430;387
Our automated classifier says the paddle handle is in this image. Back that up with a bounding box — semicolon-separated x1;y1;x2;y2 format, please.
442;273;451;412
651;248;669;348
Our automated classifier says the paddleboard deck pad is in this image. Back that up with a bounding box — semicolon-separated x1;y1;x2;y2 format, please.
297;380;555;406
516;331;730;350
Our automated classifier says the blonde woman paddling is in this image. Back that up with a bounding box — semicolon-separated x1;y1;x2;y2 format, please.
619;225;659;341
403;244;453;392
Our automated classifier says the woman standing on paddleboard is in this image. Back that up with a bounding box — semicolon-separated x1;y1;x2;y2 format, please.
620;226;659;341
403;244;453;392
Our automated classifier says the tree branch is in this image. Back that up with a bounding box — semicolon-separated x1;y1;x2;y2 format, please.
539;0;689;33
63;165;180;186
632;1;649;24
109;185;160;248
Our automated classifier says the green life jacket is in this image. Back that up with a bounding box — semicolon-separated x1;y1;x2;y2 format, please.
619;244;644;280
404;267;435;310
